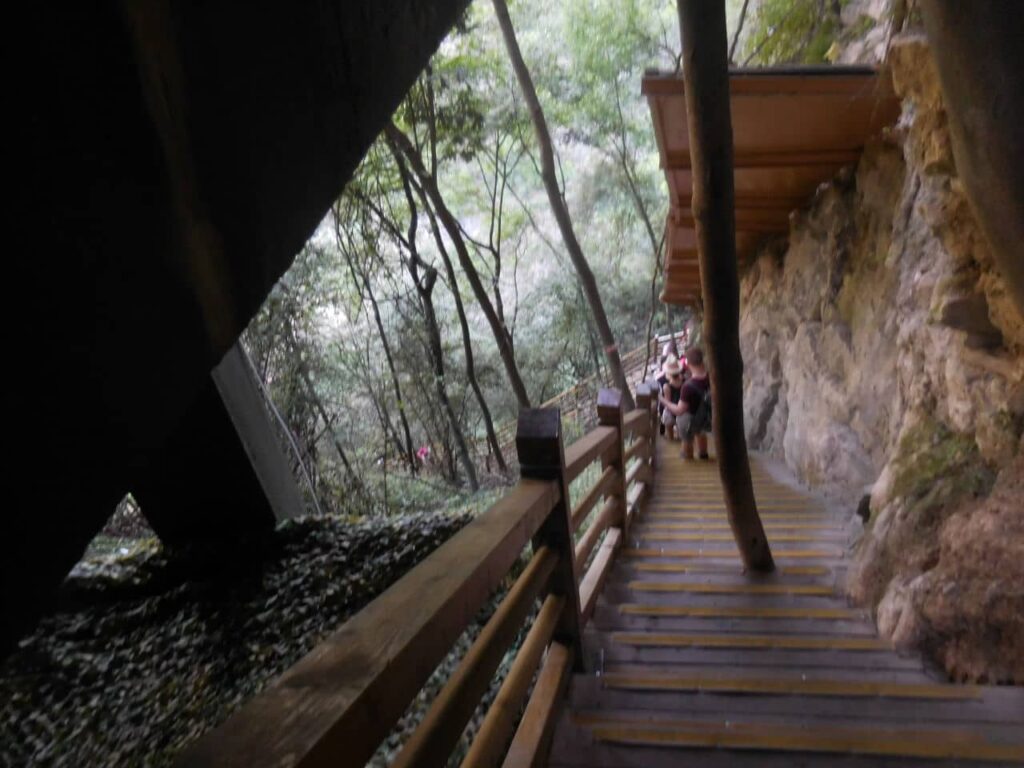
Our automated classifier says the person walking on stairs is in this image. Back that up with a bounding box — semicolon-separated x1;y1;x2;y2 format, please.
660;346;711;460
658;356;685;440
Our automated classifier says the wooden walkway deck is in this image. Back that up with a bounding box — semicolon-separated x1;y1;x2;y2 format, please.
548;438;1024;766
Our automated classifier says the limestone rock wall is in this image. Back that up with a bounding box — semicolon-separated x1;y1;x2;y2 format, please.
738;35;1024;681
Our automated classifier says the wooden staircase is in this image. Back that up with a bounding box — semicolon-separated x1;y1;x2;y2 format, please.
548;438;1024;766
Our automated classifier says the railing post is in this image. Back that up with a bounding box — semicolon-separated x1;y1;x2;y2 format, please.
516;408;585;671
597;388;629;536
636;382;657;476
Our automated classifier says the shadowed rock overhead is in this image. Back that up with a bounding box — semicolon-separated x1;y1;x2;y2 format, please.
4;0;469;658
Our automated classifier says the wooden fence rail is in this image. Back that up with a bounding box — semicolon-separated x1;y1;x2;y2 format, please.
485;331;684;462
178;382;660;768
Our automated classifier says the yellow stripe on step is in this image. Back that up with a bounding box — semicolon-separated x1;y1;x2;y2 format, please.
630;563;831;576
583;719;1023;762
639;533;823;543
647;512;824;520
623;548;841;559
643;522;839;530
611;632;889;650
600;674;982;700
632;563;831;576
627;581;834;596
619;604;859;619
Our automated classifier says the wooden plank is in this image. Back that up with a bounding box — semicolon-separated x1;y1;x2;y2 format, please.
626;581;833;596
461;595;564;768
585;717;1024;762
570;466;618;532
392;547;557;767
611;633;888;651
629;563;831;577
564;426;617;484
502;643;573;768
641;70;885;97
617;604;860;620
574;498;616;573
599;674;982;700
622;549;840;560
177;478;558;768
579;528;622;626
637;533;831;543
622;409;648;438
622;437;648;464
642;522;839;531
625;461;652;489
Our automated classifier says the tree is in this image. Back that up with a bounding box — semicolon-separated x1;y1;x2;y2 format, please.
492;0;635;409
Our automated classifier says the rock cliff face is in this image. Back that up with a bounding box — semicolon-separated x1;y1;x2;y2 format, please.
737;35;1024;682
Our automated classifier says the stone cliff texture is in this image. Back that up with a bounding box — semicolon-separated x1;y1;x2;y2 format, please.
737;35;1024;682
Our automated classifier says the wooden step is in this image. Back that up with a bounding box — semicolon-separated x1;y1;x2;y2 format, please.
646;511;827;520
634;532;838;543
640;521;843;531
626;562;831;576
622;548;843;560
575;713;1024;763
599;673;982;700
617;603;860;620
611;632;889;651
625;580;836;596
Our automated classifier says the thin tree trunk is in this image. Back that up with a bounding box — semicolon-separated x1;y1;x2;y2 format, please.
410;174;508;472
729;0;751;64
492;0;634;409
678;0;773;572
386;123;532;410
392;149;479;491
336;226;419;475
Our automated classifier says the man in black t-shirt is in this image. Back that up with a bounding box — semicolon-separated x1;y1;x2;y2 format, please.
660;347;711;461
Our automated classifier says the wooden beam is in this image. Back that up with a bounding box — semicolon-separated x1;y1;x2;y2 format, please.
641;71;883;97
391;547;557;767
664;148;859;170
176;478;559;767
677;0;773;572
501;642;573;768
458;595;565;768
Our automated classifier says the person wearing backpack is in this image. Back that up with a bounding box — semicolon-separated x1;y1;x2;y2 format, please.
660;346;711;461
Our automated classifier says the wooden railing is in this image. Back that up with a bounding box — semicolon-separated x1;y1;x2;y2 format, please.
178;382;660;768
487;330;684;460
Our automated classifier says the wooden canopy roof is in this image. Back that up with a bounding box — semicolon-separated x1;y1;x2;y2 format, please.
643;67;900;305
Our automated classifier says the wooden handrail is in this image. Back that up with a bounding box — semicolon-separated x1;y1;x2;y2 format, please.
177;478;558;768
570;465;619;532
392;546;558;766
502;642;573;767
460;594;565;767
564;426;617;482
574;497;617;572
623;408;649;437
180;382;662;768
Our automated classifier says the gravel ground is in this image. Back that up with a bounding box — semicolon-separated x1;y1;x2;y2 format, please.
1;513;475;767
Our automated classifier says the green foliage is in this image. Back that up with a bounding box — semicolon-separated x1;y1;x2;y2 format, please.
742;0;845;66
241;0;680;517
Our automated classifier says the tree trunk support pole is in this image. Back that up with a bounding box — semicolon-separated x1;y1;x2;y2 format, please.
677;0;773;572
